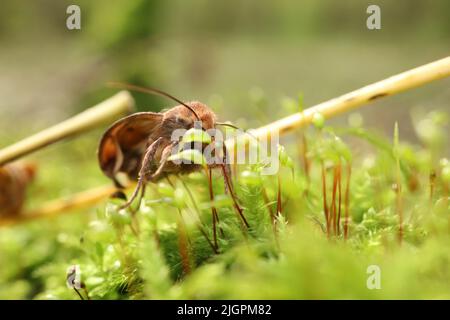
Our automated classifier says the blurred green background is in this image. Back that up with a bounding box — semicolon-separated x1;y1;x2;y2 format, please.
0;0;449;133
0;0;449;299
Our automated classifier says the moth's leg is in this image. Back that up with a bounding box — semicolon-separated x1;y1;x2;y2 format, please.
136;182;147;210
120;137;163;210
149;142;177;182
127;181;147;227
128;182;146;235
128;171;149;217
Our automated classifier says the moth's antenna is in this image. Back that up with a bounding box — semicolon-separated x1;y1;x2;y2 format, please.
216;122;258;141
215;122;241;130
107;82;200;121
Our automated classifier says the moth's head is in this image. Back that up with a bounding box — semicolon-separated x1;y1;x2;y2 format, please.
166;101;216;131
189;101;216;130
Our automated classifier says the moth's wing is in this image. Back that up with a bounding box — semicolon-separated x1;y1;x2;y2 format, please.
98;112;163;183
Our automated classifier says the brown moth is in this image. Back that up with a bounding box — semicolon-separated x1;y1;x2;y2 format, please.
98;84;235;211
0;162;36;216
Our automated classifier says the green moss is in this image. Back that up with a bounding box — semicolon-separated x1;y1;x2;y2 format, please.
0;108;448;300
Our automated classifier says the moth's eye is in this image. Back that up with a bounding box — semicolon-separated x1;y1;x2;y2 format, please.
175;116;191;127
